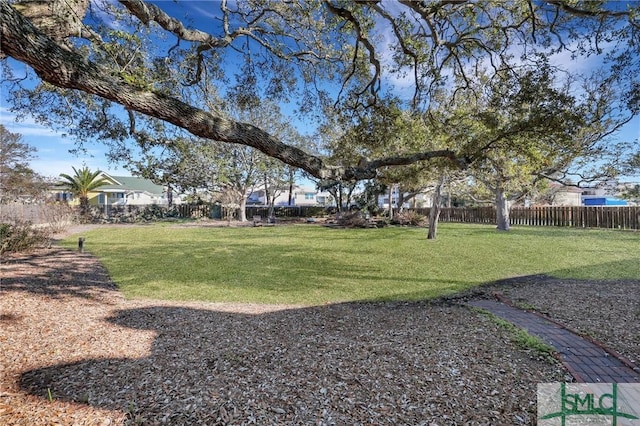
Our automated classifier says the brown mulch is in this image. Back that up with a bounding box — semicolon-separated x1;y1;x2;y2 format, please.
479;275;640;366
1;226;637;425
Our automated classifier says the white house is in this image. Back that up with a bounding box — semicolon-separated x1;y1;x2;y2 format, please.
52;172;177;206
247;185;334;206
543;183;583;206
543;181;635;206
378;185;436;209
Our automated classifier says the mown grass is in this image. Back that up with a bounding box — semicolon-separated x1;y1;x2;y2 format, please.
61;223;639;305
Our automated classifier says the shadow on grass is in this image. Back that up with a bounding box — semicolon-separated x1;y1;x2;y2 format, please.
4;231;638;304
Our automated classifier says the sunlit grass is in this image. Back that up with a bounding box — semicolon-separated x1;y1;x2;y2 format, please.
61;223;639;305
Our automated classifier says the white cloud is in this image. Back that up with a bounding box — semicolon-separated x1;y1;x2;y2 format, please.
189;4;222;24
0;107;126;177
89;0;123;30
0;107;65;138
30;158;130;179
546;39;613;75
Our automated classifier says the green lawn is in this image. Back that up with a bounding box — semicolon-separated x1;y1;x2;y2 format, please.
61;223;639;305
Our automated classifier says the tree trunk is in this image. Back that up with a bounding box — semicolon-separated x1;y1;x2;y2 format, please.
167;185;173;207
397;186;405;212
344;184;356;210
495;187;511;231
427;176;446;240
267;201;275;218
287;171;294;206
267;186;275;218
239;196;247;222
387;185;394;220
79;196;90;223
288;184;293;205
10;0;90;44
264;174;271;206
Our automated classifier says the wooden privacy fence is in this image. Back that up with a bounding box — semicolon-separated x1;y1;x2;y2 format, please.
4;203;638;230
413;207;497;224
246;206;328;218
510;206;640;229
175;204;217;219
413;206;640;230
0;203;49;224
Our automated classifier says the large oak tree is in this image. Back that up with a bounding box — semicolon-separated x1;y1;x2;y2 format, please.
1;0;638;182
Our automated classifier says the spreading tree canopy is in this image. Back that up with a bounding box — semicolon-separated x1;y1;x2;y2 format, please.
1;0;638;181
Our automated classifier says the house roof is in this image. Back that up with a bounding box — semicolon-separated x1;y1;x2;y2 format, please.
548;182;583;193
99;174;165;195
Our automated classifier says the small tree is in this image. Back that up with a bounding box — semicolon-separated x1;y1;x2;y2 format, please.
0;125;48;203
57;166;109;222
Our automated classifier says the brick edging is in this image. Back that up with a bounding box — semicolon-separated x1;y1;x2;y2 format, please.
493;292;640;376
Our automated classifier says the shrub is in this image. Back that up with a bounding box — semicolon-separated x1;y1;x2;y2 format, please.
392;210;428;227
337;211;371;228
300;206;328;218
0;223;10;241
0;221;51;255
84;205;179;223
140;204;172;221
42;202;77;234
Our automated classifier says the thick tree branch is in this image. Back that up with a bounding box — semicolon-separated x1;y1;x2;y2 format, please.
121;0;323;87
122;0;323;61
544;1;629;19
8;0;90;47
366;150;462;170
120;0;231;48
1;1;461;182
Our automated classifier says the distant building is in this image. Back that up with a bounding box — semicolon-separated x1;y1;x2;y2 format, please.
52;172;175;206
580;181;629;206
247;186;333;207
378;185;436;209
544;183;583;206
539;182;634;206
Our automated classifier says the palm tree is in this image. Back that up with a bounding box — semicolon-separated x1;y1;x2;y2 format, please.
58;166;110;222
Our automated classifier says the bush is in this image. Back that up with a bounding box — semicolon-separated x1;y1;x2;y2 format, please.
0;221;51;255
85;205;179;223
391;210;427;227
0;223;10;241
300;206;328;218
337;211;371;228
42;202;77;234
140;204;174;221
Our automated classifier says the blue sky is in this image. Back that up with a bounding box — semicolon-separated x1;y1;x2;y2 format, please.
0;1;638;181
